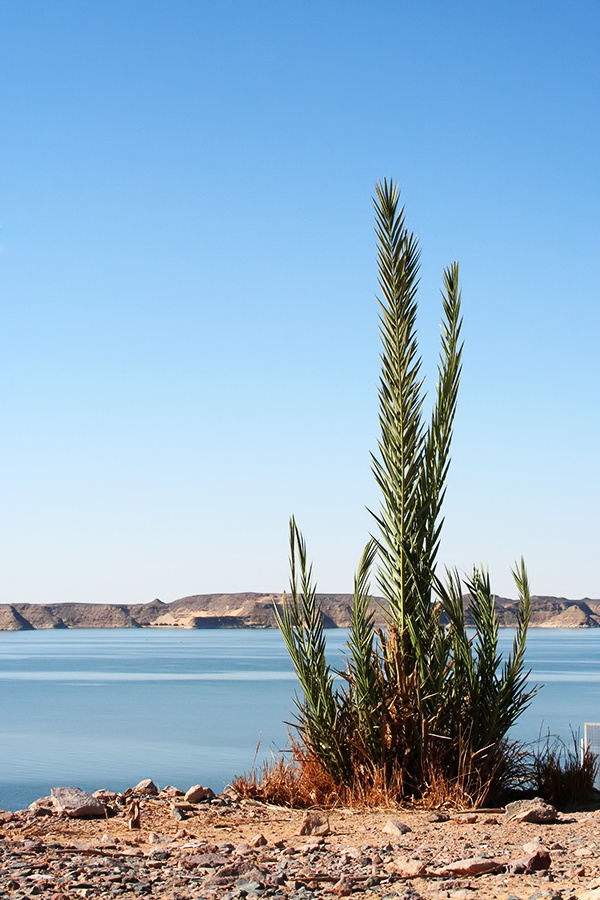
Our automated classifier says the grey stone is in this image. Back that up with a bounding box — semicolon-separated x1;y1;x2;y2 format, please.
50;787;105;818
236;877;263;892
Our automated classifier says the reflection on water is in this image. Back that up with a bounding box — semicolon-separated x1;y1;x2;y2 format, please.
0;627;599;811
0;671;296;681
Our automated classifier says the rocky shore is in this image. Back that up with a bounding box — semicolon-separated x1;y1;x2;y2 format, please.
2;593;600;631
3;781;600;900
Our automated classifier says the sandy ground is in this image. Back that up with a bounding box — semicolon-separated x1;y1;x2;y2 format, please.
2;789;600;899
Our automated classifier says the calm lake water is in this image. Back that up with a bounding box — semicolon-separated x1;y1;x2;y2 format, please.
0;627;599;811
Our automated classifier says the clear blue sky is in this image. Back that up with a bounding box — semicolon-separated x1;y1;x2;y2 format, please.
1;1;599;605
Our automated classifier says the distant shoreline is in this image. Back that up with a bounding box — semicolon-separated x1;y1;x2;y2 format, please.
2;591;600;631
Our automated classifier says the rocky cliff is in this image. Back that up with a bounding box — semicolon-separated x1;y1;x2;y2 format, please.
0;592;599;631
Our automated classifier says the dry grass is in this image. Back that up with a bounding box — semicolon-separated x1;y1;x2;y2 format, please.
231;736;527;811
231;742;341;808
420;761;493;811
233;732;599;813
231;735;415;810
530;730;598;808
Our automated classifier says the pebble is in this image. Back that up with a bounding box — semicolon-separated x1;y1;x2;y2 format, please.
2;786;600;900
382;818;413;836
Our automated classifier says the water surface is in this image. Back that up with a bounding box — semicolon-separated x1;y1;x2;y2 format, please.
0;627;598;811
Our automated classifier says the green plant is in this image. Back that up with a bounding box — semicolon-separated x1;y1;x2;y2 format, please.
371;181;461;663
274;518;353;786
434;561;537;798
273;179;537;806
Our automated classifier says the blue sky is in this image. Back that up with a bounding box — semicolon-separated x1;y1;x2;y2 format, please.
1;1;599;605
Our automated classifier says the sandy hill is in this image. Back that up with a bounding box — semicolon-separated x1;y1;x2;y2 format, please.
0;592;599;630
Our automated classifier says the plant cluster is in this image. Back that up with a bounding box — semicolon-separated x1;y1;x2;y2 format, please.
252;180;550;807
275;521;535;806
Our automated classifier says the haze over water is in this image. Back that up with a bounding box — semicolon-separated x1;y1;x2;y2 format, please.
0;628;598;812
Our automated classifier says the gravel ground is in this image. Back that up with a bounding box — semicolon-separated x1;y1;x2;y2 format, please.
2;787;600;900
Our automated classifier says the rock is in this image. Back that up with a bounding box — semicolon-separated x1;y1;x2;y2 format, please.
524;841;549;853
182;852;230;867
126;798;140;829
565;865;586;877
28;805;50;817
205;873;237;888
0;604;34;631
22;839;43;851
425;811;450;823
234;842;252;855
576;889;600;900
100;832;118;845
299;811;331;836
435;856;503;876
147;847;171;860
132;778;158;795
184;783;216;802
386;856;429;877
451;814;478;824
92;789;118;803
148;832;172;844
159;785;184;798
333;875;355;895
236;876;264;893
172;800;196;810
241;864;270;883
249;832;267;847
29;796;55;814
526;894;562;900
505;797;557;823
506;850;552;874
382;818;413;836
50;787;105;818
303;837;325;851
